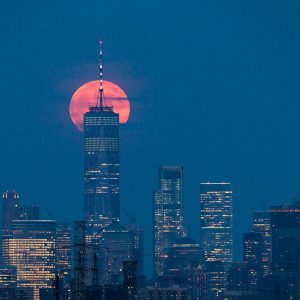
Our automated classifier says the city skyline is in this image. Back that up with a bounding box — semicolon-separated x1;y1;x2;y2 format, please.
1;2;300;298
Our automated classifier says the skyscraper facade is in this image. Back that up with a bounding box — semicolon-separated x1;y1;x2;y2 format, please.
270;201;300;273
84;43;120;228
200;182;233;263
251;211;271;277
2;191;20;233
100;221;135;285
56;223;71;294
2;220;56;300
153;166;185;282
243;232;263;289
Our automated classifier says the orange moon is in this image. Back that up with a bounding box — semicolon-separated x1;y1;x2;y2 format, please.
69;80;130;131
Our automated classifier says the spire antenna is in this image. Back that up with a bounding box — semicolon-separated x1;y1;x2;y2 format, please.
99;40;104;109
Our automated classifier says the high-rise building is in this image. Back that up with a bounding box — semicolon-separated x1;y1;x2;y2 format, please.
100;221;135;285
126;224;144;286
270;201;300;273
263;199;300;299
166;237;202;286
56;223;71;295
200;182;233;263
84;41;120;228
243;232;263;289
166;236;205;299
1;191;20;232
251;211;271;277
204;261;229;299
2;220;56;300
153;166;185;282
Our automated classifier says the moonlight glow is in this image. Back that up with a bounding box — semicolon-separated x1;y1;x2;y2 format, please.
69;80;130;131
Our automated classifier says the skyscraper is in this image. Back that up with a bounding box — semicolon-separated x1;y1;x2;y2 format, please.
259;199;300;299
153;166;185;282
251;211;271;277
270;201;300;273
200;182;233;263
1;191;20;233
100;221;135;285
56;223;71;295
243;232;263;289
2;220;56;300
84;42;120;228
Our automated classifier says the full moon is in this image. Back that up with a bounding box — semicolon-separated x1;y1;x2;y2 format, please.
69;80;130;131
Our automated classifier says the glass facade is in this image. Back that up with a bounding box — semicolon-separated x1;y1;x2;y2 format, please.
200;182;233;263
84;107;120;228
2;220;56;300
153;166;185;281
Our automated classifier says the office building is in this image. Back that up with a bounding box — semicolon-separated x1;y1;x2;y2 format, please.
100;221;135;285
153;166;185;282
2;220;56;300
243;232;263;289
2;191;20;232
84;41;120;228
251;211;271;277
200;182;233;263
56;223;71;294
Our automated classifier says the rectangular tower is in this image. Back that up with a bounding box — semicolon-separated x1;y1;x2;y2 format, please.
2;220;56;300
84;106;120;228
251;211;271;277
153;166;185;283
56;223;71;294
1;191;20;233
200;182;233;263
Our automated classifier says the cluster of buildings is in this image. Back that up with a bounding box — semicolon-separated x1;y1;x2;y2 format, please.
0;44;299;300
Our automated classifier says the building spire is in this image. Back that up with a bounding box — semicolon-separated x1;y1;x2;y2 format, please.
99;40;104;109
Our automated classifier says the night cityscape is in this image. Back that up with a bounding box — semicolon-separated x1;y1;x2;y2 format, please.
1;1;300;300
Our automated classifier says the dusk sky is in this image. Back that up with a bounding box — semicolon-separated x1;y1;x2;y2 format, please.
1;1;300;273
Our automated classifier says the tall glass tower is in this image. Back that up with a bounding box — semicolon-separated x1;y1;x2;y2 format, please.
153;165;185;282
84;41;120;227
200;182;233;263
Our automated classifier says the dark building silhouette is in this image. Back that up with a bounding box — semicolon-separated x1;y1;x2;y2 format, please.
153;166;185;283
123;260;137;300
226;262;250;292
243;232;263;290
166;237;206;299
260;199;300;299
1;191;20;232
200;182;233;264
100;221;135;285
56;223;71;296
19;205;39;220
251;211;271;277
205;261;229;299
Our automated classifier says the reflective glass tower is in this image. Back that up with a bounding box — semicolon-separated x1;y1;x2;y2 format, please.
200;182;233;263
84;41;120;227
153;166;185;282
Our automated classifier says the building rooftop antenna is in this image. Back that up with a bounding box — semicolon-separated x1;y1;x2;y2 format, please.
99;40;104;110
